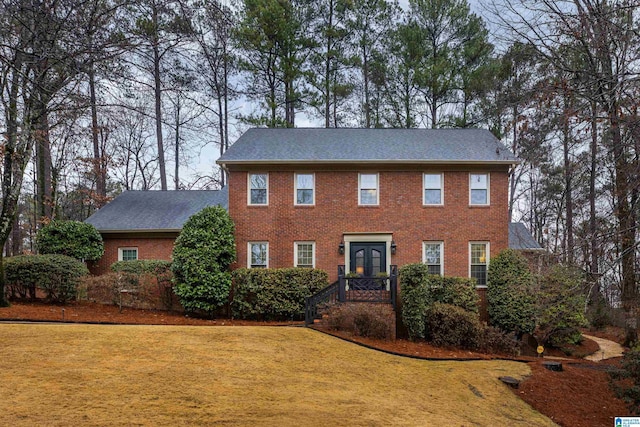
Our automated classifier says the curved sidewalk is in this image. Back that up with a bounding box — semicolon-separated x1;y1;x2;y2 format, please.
583;334;625;361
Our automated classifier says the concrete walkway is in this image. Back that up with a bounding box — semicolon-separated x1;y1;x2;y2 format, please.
583;334;625;361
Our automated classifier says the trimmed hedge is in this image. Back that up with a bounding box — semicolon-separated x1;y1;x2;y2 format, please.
326;303;394;340
111;260;172;275
425;276;479;313
399;263;431;340
487;249;536;336
36;220;104;261
5;254;89;303
231;268;328;320
400;263;479;340
425;303;483;349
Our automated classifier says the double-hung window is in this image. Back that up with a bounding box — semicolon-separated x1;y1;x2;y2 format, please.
295;173;314;205
248;173;268;205
249;242;268;268
423;173;443;205
118;247;138;261
294;242;315;268
470;173;489;205
422;242;443;275
470;242;489;287
359;173;379;205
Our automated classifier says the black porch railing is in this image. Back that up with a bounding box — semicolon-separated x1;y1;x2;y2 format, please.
304;265;398;326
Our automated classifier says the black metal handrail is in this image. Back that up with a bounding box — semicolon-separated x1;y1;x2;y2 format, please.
304;265;398;326
304;281;339;325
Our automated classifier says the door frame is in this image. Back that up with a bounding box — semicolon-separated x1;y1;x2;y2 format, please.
343;233;393;275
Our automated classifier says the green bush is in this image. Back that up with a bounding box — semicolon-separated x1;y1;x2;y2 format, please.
399;263;431;340
36;220;104;261
612;344;640;414
326;303;394;340
230;268;328;320
425;303;483;349
5;255;89;303
426;276;479;313
487;249;536;337
536;265;588;347
111;260;174;310
171;206;236;316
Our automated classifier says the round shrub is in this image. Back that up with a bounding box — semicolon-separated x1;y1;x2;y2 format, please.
5;254;89;303
171;206;235;316
36;220;104;261
487;249;536;337
425;303;483;349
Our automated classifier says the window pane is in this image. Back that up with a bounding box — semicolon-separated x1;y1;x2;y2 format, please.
360;189;377;205
297;174;313;189
471;244;487;264
251;174;267;189
251;243;267;267
424;244;441;264
424;189;441;204
372;249;381;275
470;189;487;204
251;189;267;204
427;265;441;275
121;249;137;261
296;243;313;268
424;174;441;188
297;189;313;204
470;174;487;189
360;174;377;189
471;265;487;286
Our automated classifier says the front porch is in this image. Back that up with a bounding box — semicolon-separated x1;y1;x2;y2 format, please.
305;265;397;325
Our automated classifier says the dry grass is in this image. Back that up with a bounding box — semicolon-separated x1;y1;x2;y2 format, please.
0;324;556;426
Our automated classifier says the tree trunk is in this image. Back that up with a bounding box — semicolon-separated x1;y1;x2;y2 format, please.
562;87;574;264
152;3;168;190
35;96;53;224
89;59;107;206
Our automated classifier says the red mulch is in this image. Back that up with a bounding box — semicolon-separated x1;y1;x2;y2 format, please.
0;301;633;426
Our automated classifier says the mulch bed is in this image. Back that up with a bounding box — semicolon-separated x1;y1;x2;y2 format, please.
0;301;634;426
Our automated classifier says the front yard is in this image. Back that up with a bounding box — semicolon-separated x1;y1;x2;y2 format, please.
0;324;555;426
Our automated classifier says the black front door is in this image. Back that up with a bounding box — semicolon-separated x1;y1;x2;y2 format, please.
350;242;386;277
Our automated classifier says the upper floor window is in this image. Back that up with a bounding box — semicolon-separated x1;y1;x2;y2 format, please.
470;173;489;205
295;173;314;205
294;241;315;268
118;247;138;262
248;173;268;205
423;173;443;205
422;242;443;276
249;242;268;268
470;242;489;287
359;173;379;205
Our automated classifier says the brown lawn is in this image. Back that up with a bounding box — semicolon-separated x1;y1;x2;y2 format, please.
0;323;556;426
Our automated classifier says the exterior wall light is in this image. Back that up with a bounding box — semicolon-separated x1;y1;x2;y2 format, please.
391;241;397;255
338;242;345;254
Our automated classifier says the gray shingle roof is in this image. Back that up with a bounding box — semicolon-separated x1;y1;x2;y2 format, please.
85;188;228;232
509;222;543;251
218;128;518;165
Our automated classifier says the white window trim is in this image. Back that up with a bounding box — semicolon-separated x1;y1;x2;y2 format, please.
248;242;269;268
469;173;490;206
294;241;315;268
469;241;490;288
247;173;269;206
118;247;138;261
358;173;379;206
422;241;444;276
294;173;315;206
423;173;444;206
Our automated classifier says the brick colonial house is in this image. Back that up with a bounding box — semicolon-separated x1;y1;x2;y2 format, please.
86;128;539;312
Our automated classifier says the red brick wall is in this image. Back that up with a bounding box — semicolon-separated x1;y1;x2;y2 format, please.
227;166;510;283
88;234;178;275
